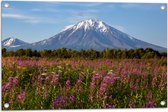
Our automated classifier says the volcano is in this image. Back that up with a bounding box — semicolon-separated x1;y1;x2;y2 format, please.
3;19;166;52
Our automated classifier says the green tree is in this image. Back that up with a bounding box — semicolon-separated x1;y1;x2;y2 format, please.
16;49;25;57
25;49;33;57
2;48;7;57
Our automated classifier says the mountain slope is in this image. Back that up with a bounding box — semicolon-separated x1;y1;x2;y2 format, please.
2;37;29;48
3;19;167;52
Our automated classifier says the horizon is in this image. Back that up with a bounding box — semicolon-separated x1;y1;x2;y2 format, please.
2;2;167;48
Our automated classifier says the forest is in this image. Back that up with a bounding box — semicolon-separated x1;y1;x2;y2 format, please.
2;48;167;59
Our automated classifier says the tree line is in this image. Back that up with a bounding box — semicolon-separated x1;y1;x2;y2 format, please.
2;48;167;59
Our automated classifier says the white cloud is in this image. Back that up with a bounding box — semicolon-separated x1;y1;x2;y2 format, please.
31;7;98;14
120;4;141;8
67;2;104;7
2;13;31;19
2;13;57;24
31;8;60;13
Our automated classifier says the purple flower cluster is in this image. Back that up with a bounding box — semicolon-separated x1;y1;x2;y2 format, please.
77;79;82;85
31;75;35;84
3;76;19;92
120;66;127;82
2;57;167;109
45;76;50;81
53;95;75;108
99;74;117;98
38;75;43;84
159;72;167;88
8;77;13;82
69;95;75;104
13;76;19;86
17;91;26;101
65;79;71;88
2;85;5;93
5;82;11;91
43;75;50;85
104;103;114;108
90;73;102;89
89;72;103;101
53;96;66;109
145;91;155;108
152;75;157;88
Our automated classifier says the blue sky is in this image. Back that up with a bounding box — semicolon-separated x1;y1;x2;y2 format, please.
2;2;167;48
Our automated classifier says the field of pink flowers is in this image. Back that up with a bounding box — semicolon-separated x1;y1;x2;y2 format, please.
2;57;167;110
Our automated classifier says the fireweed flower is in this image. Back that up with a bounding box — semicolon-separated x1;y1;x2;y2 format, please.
152;75;157;88
8;77;13;82
65;79;71;88
45;76;50;81
89;73;102;100
94;73;102;80
31;75;35;84
52;74;59;85
38;75;43;84
109;95;112;99
120;66;127;82
53;96;66;109
13;76;19;86
90;82;96;89
90;72;102;89
77;79;82;85
5;82;11;91
104;103;114;108
145;91;155;108
145;101;155;108
159;72;167;88
69;95;75;103
99;74;117;98
17;91;26;101
2;85;6;93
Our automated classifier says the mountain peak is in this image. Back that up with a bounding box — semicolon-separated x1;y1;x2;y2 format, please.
80;19;101;24
72;19;109;32
3;37;16;46
3;19;166;52
6;37;16;41
2;37;28;47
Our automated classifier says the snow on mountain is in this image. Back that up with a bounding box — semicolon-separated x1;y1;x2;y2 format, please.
3;19;167;52
2;37;29;48
61;24;74;32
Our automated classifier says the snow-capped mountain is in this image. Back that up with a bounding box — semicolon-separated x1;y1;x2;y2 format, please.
2;37;29;48
2;19;166;52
